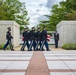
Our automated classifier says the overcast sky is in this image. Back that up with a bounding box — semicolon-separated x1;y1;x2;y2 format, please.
19;0;63;28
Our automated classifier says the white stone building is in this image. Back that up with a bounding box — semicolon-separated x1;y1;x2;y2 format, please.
0;21;20;47
57;21;76;47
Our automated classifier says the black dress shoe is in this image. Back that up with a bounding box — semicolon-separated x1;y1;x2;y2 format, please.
3;49;6;51
34;49;38;51
42;49;45;51
20;49;25;51
11;49;15;51
28;50;32;51
21;50;25;51
47;50;50;51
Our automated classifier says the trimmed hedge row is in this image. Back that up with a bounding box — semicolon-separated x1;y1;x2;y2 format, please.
62;43;76;50
0;44;10;50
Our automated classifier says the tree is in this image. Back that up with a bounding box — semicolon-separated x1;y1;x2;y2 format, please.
0;0;29;31
39;20;48;30
60;0;76;20
39;0;76;31
60;0;76;12
39;4;67;31
66;10;76;20
0;0;6;19
48;4;67;30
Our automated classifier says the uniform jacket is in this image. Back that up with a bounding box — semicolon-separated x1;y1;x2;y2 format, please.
54;33;59;40
29;30;36;40
23;31;29;41
36;31;41;41
41;30;47;41
6;31;13;40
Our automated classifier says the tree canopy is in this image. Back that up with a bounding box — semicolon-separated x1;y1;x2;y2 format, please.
39;0;76;31
0;0;29;31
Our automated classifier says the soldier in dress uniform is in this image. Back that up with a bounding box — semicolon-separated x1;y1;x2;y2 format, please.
40;27;50;51
28;27;36;51
54;30;59;48
20;28;29;51
3;27;14;51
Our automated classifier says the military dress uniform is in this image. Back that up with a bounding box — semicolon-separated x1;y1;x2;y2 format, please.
35;29;41;51
20;29;29;51
3;27;14;51
29;29;36;51
54;31;59;48
40;29;50;51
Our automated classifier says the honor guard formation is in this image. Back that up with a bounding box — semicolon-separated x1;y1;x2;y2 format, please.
20;27;50;51
3;27;59;51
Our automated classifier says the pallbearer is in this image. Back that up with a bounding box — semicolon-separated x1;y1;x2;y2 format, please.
20;28;29;51
40;27;50;51
29;27;36;51
35;28;41;51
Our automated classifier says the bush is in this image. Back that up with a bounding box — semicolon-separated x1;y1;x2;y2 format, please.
62;43;76;50
0;44;10;50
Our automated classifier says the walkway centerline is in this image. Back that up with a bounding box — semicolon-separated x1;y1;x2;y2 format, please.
26;51;50;75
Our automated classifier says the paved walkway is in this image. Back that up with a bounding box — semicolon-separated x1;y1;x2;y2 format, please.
14;45;65;51
0;50;76;75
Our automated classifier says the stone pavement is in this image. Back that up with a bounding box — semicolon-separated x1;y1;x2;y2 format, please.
0;50;76;75
14;45;65;51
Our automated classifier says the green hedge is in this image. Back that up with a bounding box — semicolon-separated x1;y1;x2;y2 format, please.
62;43;76;50
0;44;10;50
